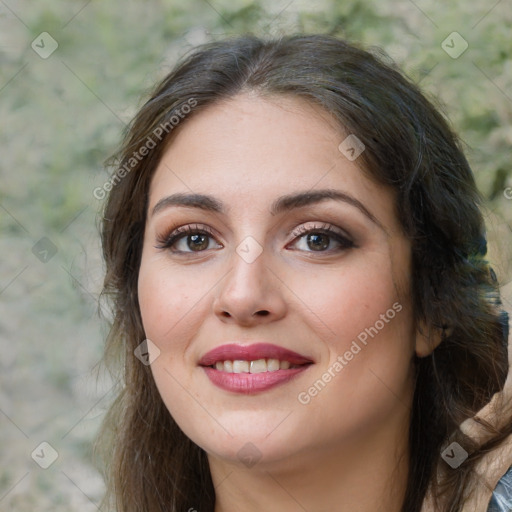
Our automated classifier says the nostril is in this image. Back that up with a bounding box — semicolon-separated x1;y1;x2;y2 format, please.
219;310;270;319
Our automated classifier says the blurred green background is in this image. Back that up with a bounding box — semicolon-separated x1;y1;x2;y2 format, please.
0;1;511;510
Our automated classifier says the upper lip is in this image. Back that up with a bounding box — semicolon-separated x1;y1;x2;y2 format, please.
198;343;314;367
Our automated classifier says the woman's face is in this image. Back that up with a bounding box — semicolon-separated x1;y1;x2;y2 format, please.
138;93;419;470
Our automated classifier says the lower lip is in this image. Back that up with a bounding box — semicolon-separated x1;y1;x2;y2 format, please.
202;366;310;394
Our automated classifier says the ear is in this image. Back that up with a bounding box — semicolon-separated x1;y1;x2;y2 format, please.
415;321;448;357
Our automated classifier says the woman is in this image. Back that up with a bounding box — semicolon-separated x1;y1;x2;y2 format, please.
96;35;512;511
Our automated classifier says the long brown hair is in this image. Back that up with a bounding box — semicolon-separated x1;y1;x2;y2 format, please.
96;34;511;511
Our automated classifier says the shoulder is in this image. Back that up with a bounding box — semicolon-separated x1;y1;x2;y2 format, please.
487;465;512;512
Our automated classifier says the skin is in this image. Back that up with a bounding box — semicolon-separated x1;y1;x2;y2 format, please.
138;93;434;511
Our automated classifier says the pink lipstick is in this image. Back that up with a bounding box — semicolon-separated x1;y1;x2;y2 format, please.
199;343;313;394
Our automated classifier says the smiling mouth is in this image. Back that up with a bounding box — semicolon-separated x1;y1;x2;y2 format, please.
198;342;314;367
199;343;314;393
202;361;312;394
210;359;311;373
210;359;306;373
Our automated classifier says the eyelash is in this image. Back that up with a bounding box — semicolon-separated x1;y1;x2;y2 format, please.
155;224;216;252
155;222;354;255
290;223;354;252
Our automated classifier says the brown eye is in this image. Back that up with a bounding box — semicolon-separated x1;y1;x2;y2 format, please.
305;233;330;251
155;225;222;254
187;233;209;251
289;224;354;254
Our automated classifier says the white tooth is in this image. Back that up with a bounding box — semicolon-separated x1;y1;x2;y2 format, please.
224;360;233;373
267;359;280;371
250;359;267;373
280;360;291;370
233;360;250;373
215;361;224;371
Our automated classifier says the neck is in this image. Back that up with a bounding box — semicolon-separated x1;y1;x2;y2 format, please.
209;411;410;512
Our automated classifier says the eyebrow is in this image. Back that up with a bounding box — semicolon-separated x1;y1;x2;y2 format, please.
151;189;383;228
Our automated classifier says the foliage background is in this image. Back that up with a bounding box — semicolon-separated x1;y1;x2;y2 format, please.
0;1;511;510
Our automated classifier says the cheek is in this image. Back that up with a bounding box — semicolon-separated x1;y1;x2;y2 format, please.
137;256;210;349
137;255;208;426
288;250;406;347
291;250;414;408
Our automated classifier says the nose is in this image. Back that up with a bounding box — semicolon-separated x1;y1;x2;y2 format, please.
213;245;287;327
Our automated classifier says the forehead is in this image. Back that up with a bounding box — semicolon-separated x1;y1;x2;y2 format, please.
148;93;398;231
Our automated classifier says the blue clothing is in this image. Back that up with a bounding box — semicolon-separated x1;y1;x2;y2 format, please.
488;465;512;511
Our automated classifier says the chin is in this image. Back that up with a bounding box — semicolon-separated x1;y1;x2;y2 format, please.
184;413;310;468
